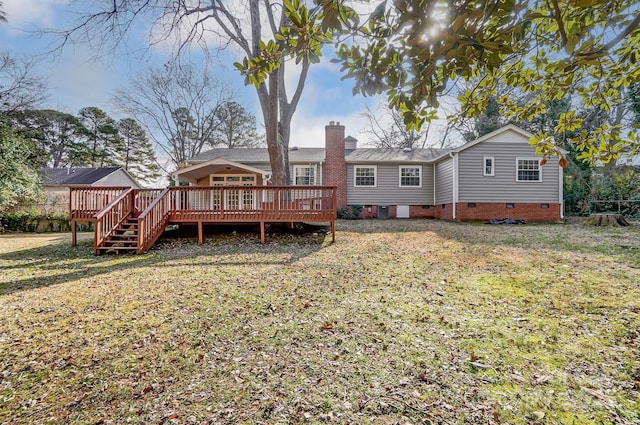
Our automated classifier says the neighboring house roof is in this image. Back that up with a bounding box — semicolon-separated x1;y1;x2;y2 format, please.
345;148;450;163
187;148;326;163
40;167;122;186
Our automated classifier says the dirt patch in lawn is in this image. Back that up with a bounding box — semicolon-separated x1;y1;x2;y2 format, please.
1;220;638;424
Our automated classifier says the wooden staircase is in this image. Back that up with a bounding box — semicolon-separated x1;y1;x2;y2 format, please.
96;217;140;254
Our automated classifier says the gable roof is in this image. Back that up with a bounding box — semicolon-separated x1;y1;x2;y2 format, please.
39;167;124;186
433;124;535;161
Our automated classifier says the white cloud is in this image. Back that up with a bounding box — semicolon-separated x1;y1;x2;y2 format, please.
2;0;63;28
42;46;122;114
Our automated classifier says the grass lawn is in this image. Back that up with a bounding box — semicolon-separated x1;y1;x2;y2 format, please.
0;220;639;424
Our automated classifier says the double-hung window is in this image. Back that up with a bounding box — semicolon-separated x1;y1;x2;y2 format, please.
399;166;422;187
293;165;316;185
354;165;377;187
483;156;495;176
516;158;542;182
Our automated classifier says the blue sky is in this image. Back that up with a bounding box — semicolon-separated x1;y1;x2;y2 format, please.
0;0;394;148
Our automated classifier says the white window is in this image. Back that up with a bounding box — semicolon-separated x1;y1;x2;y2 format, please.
516;158;542;182
399;166;422;187
483;156;495;176
293;165;316;185
354;165;377;187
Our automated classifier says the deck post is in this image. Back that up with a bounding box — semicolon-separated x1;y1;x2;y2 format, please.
331;220;336;243
71;220;77;246
198;221;204;245
260;221;265;244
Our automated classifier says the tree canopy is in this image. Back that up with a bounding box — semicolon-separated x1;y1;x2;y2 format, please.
54;0;336;184
0;117;42;212
298;0;639;163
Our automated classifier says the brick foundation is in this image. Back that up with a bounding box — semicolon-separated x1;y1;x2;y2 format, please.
434;203;455;220
455;202;562;222
355;204;436;219
352;202;561;221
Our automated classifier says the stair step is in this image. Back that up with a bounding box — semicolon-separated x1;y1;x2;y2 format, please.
97;247;138;253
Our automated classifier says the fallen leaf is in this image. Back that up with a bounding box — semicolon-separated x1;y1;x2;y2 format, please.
532;411;545;420
320;322;333;331
510;373;527;383
530;374;550;385
581;386;607;400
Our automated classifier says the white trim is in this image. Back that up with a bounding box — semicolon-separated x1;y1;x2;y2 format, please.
515;157;543;182
354;165;377;187
398;165;422;187
483;156;495;177
452;153;458;219
292;164;317;185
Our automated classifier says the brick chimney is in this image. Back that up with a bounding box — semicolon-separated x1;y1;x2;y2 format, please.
324;121;347;207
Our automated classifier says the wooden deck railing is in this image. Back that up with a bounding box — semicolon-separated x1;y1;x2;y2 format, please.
137;188;172;254
70;186;130;220
70;185;337;253
134;189;164;214
168;186;336;222
92;188;135;255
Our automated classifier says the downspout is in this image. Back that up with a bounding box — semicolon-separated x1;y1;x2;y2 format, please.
449;152;458;220
432;163;436;206
559;162;564;219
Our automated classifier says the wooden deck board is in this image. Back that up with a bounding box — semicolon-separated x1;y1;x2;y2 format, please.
70;185;337;253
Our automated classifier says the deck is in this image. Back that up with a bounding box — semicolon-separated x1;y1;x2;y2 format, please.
70;186;337;254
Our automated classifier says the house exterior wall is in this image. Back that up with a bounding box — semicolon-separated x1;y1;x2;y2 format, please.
98;169;141;188
457;138;561;203
346;163;434;205
434;158;453;205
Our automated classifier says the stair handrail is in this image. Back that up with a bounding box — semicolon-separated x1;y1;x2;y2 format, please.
137;187;172;254
92;188;135;255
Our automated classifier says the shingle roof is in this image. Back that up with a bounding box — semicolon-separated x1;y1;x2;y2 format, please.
189;147;452;164
188;148;326;163
345;148;451;162
39;167;122;185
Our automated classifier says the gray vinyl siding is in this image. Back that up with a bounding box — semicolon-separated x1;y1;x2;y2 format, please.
98;169;141;188
434;158;453;204
457;142;560;202
346;163;434;205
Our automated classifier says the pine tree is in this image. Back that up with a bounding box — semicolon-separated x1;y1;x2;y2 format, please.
78;107;118;167
115;118;161;184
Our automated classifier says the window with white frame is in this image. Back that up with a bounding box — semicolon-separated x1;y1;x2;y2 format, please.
399;166;422;187
354;165;377;187
293;165;316;185
516;158;542;181
483;156;495;176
